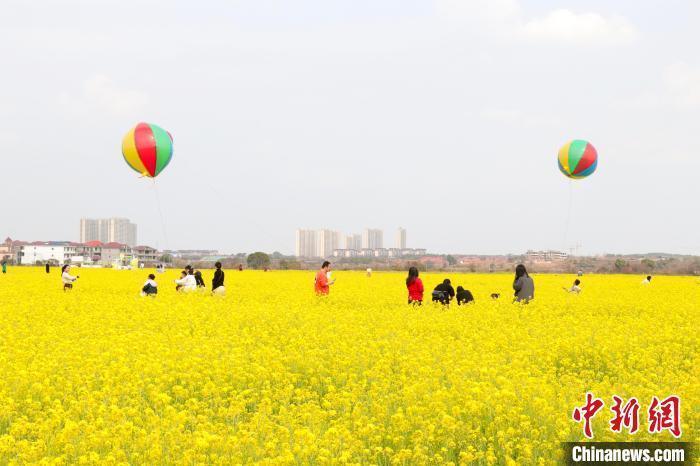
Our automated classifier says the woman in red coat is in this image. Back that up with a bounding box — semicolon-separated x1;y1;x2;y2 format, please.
406;266;424;305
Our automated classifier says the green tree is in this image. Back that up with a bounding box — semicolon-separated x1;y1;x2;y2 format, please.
247;252;271;269
159;253;173;263
279;259;301;270
614;258;627;272
641;258;655;270
446;255;457;266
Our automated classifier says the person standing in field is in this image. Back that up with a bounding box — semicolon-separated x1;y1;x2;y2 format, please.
314;261;335;295
45;262;50;273
61;264;79;291
513;264;534;303
212;261;225;296
406;266;424;305
1;260;6;274
641;275;652;285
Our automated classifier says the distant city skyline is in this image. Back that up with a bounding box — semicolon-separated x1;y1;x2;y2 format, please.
80;218;137;247
295;227;410;258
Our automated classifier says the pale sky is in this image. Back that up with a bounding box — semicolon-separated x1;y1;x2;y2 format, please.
1;0;698;255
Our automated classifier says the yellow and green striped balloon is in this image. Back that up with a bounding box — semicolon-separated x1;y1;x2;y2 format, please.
558;139;598;180
122;122;173;178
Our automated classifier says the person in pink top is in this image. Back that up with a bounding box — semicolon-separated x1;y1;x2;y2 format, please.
406;266;424;305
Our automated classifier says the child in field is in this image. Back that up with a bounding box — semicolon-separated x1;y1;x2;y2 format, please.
641;275;652;285
456;286;474;305
61;264;79;291
141;274;158;296
564;279;581;294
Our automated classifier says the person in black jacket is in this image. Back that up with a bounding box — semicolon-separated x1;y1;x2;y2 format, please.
456;286;474;305
194;270;205;288
432;279;455;305
212;261;225;295
45;262;50;273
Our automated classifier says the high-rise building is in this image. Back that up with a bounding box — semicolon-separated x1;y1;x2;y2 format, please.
395;227;406;249
80;218;137;246
362;228;383;249
295;229;318;257
317;230;341;258
344;233;362;250
80;219;101;243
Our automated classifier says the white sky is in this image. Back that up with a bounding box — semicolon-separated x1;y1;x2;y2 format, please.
1;0;698;255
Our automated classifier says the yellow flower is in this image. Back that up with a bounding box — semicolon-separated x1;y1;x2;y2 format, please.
0;268;696;464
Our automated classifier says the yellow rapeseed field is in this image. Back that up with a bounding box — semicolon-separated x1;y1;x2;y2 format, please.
0;267;697;465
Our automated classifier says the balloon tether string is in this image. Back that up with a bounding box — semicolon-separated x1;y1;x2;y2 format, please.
563;179;573;252
151;179;169;251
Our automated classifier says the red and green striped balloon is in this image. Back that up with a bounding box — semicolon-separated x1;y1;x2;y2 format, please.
122;122;173;178
558;139;598;180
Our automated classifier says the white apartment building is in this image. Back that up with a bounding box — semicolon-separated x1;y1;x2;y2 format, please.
525;250;569;262
362;229;383;249
395;228;406;249
295;229;318;257
332;249;359;258
17;242;80;265
80;218;137;246
317;230;341;258
344;234;362;250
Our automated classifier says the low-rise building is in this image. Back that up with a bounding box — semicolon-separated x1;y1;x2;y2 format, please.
134;245;159;263
526;250;568;262
9;239;158;266
332;249;359;258
17;241;81;265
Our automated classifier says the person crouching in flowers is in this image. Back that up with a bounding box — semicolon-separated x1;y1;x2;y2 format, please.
175;269;197;292
61;264;79;291
141;273;158;296
432;278;455;305
456;285;474;305
406;266;424;305
564;279;581;294
513;264;534;303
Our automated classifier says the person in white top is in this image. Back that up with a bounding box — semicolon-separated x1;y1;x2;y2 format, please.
175;269;197;292
141;274;158;296
564;279;581;294
61;264;79;291
641;275;652;285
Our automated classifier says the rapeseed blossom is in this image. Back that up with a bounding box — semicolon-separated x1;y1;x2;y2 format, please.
0;268;697;464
